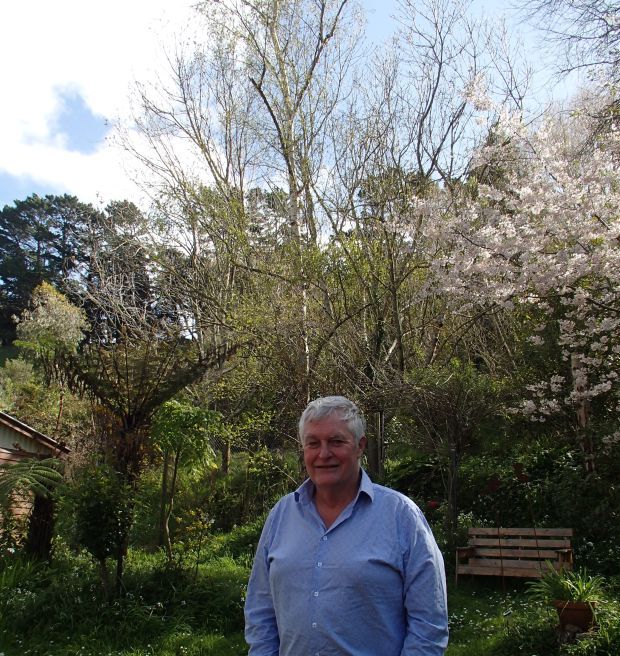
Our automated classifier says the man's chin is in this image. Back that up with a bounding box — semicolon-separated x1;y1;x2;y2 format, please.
312;467;341;480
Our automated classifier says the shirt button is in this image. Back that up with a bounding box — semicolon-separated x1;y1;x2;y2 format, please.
317;561;323;567
313;591;319;597
312;622;317;628
322;536;327;541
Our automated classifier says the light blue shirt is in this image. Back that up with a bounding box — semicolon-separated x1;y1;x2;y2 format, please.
244;470;448;656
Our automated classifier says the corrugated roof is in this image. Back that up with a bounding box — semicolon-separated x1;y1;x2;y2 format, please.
0;411;70;455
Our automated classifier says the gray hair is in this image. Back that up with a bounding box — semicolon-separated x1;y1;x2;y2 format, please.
298;396;366;445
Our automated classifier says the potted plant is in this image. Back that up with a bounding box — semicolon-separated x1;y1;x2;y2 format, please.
526;566;605;631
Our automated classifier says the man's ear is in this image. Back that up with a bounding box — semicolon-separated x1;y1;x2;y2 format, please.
358;435;367;454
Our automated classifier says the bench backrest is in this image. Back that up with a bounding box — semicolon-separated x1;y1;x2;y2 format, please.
467;527;573;573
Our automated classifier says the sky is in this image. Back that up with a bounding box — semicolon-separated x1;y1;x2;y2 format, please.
0;1;576;212
0;0;197;210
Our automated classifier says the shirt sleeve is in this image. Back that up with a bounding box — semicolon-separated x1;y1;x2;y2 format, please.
400;504;449;656
244;508;280;656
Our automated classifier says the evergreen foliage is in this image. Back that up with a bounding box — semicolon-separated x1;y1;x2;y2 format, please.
0;457;63;501
0;194;101;344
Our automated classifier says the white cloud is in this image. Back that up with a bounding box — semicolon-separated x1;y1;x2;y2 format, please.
0;0;196;206
0;0;576;209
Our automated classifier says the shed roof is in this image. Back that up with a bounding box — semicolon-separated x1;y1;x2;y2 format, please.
0;411;70;456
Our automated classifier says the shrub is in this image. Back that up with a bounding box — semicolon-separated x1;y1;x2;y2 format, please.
384;453;445;502
202;450;298;532
66;464;133;564
208;515;266;561
526;567;605;604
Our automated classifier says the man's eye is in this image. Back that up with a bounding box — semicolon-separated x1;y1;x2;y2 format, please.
305;442;319;449
330;440;346;446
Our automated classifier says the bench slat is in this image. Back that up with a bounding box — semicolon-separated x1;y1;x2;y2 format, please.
457;564;555;578
469;557;548;569
472;548;564;559
468;527;573;537
470;538;571;548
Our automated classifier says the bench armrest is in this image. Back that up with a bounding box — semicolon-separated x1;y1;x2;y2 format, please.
456;546;476;563
555;547;573;568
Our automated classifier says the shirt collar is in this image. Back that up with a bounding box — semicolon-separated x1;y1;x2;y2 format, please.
294;468;375;504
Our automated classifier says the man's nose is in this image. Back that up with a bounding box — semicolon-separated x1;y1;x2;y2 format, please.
318;442;331;458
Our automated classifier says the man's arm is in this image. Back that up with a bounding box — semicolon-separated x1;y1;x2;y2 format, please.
401;507;449;656
244;513;280;656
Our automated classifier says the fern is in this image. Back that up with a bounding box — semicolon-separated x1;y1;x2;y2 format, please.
0;457;64;500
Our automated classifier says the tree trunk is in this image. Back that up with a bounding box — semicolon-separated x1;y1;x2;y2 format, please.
444;443;460;555
158;451;171;547
115;533;129;598
571;353;595;473
98;557;113;602
54;387;64;437
366;411;385;480
221;441;231;475
24;494;54;561
164;451;181;562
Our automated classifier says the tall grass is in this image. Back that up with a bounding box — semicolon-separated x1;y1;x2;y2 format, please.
447;579;620;656
1;546;619;656
0;547;249;656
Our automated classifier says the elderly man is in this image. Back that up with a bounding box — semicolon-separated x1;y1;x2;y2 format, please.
244;396;448;656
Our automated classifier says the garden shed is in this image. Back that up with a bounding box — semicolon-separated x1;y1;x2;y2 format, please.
0;410;69;466
0;410;69;520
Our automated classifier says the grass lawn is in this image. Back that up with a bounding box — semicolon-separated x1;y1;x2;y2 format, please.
1;552;618;656
1;631;247;656
446;579;557;655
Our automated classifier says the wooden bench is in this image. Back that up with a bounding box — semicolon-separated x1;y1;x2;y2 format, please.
455;527;573;584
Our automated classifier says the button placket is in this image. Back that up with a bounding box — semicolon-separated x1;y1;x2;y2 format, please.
310;532;328;634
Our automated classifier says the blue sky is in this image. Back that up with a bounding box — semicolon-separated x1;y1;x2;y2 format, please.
54;91;109;156
0;0;577;212
0;91;109;207
0;0;193;210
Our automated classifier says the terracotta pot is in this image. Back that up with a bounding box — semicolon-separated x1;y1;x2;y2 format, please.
552;600;597;631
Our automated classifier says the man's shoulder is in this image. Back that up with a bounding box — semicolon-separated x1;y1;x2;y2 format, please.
259;490;299;538
269;490;298;514
370;481;421;514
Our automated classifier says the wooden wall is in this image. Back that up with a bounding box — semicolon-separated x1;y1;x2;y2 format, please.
0;424;51;456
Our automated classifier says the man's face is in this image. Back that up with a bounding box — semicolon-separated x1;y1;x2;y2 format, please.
302;414;366;494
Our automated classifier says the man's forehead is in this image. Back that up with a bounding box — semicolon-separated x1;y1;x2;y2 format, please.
302;417;352;438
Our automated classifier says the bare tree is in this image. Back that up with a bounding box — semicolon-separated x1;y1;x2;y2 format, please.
518;0;620;82
308;0;532;475
122;0;533;474
125;0;364;407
